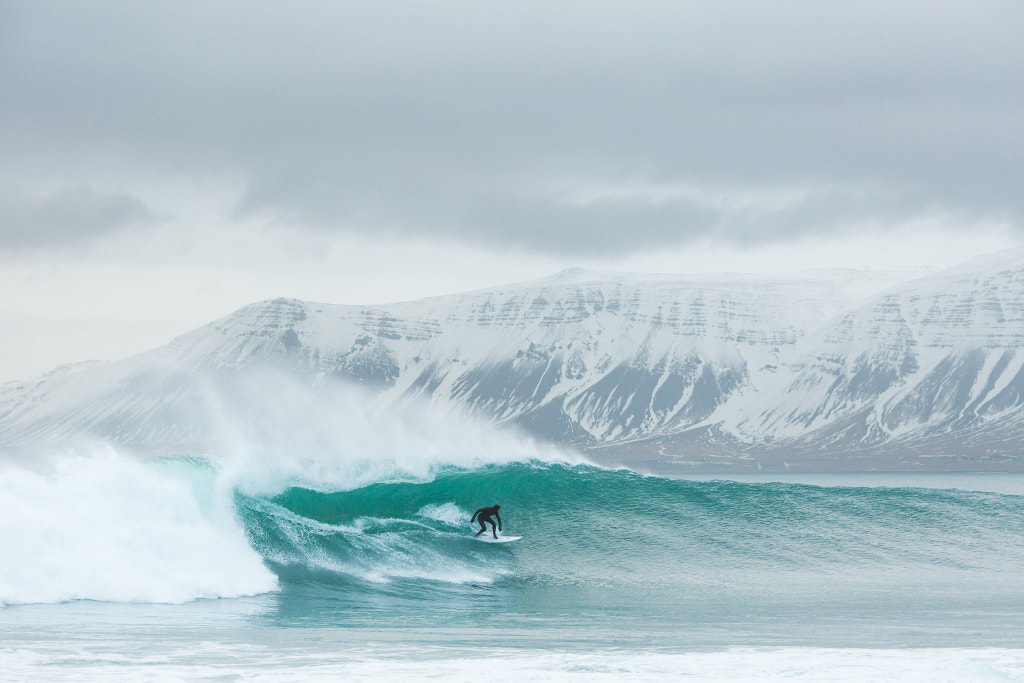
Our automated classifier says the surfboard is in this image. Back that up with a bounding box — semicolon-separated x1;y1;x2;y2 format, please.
473;535;521;543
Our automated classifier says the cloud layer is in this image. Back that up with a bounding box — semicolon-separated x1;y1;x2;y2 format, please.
0;186;157;249
1;0;1022;255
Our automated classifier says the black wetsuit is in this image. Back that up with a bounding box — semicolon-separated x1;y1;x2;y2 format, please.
471;505;502;538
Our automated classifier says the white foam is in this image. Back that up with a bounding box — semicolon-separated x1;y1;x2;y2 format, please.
243;495;509;585
0;446;277;606
284;647;1024;681
416;502;467;526
1;645;1022;681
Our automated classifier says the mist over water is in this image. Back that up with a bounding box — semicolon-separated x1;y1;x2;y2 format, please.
197;370;578;495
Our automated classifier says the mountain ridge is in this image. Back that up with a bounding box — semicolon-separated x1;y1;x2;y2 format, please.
3;254;1024;471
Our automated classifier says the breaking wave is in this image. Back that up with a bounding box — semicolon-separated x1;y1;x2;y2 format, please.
4;443;1024;606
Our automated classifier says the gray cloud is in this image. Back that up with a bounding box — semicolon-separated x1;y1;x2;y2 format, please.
459;183;970;256
1;0;1022;255
0;186;157;249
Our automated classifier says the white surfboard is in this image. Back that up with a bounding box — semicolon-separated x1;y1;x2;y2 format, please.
473;535;521;543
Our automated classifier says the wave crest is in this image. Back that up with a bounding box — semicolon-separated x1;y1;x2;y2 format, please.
0;447;276;606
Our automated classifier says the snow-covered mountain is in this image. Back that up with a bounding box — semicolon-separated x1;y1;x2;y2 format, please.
3;251;1024;471
700;249;1024;468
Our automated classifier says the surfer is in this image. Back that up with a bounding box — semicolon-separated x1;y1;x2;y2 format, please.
471;504;502;539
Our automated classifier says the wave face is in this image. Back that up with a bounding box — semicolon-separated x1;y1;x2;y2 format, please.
236;462;1024;597
5;452;1024;608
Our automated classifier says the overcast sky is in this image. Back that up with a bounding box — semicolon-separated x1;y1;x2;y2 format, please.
1;0;1022;380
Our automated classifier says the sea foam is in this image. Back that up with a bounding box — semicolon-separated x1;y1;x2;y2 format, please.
0;446;277;606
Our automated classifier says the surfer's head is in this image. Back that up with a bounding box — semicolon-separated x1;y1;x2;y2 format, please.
493;504;501;510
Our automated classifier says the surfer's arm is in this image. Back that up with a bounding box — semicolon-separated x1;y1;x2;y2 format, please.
470;509;482;523
495;512;502;530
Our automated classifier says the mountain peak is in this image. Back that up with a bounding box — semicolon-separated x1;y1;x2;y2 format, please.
550;267;600;281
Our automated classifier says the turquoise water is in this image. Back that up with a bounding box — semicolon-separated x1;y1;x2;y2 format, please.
4;457;1024;679
239;462;1024;640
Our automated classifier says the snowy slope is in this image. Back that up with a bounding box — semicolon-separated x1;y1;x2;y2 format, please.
706;250;1024;460
0;268;909;452
3;253;1024;470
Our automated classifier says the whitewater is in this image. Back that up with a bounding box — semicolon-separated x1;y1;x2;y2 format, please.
4;382;1024;680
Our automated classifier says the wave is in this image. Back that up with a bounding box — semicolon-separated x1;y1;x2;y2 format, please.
237;460;1024;593
0;448;277;606
0;373;577;606
5;446;1024;606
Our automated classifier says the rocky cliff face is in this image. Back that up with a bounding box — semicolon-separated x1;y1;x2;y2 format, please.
4;252;1024;470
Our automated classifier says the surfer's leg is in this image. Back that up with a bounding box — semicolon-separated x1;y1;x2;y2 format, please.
475;519;487;536
489;520;498;538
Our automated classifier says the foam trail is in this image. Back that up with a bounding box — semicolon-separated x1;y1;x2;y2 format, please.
0;446;277;606
239;494;510;585
416;502;468;526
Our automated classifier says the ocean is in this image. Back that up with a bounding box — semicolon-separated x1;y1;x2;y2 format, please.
3;450;1024;681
